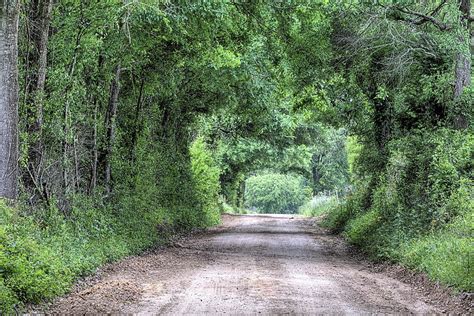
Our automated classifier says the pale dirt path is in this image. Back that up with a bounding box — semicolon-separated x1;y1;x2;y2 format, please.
48;214;450;315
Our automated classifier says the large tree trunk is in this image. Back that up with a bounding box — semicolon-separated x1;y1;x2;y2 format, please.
0;0;20;199
104;64;121;194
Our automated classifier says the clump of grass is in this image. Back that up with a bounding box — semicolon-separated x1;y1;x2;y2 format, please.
299;193;340;217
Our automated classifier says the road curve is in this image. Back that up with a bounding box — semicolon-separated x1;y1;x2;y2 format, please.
49;214;440;314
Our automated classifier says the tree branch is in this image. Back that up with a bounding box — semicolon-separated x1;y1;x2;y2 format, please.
428;0;448;17
396;6;451;31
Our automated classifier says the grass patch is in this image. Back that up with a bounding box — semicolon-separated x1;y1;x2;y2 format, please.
400;213;473;291
299;194;340;217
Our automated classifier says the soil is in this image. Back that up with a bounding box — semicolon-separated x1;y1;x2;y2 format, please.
45;214;472;315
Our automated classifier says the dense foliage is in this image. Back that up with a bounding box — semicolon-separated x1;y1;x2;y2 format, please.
0;0;472;312
244;173;310;214
317;2;474;291
0;139;220;311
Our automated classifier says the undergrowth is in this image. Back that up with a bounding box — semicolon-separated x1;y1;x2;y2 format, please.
321;129;474;292
0;199;175;313
0;138;222;313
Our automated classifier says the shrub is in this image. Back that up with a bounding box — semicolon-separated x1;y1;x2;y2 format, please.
321;203;352;232
0;202;71;309
321;185;369;233
0;195;189;313
345;209;380;247
0;277;17;314
190;137;222;226
245;173;311;214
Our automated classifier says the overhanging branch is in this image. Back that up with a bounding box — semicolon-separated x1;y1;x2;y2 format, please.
396;6;451;31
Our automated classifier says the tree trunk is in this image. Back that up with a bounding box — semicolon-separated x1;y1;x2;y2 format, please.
454;0;472;128
35;0;53;94
73;133;80;190
237;180;246;208
311;155;322;195
0;0;20;199
31;0;53;132
104;64;121;194
89;100;98;194
25;0;53;184
454;52;471;100
62;99;70;193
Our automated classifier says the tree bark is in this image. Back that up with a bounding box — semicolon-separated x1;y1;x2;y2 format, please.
0;0;19;199
453;0;472;129
35;0;53;94
89;100;98;194
0;0;20;199
104;64;121;194
454;0;472;99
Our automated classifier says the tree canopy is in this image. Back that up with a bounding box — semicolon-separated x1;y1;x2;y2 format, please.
0;0;472;311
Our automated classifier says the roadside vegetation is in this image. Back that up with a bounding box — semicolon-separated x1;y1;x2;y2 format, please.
322;131;473;291
299;194;340;218
0;0;472;312
0;138;221;312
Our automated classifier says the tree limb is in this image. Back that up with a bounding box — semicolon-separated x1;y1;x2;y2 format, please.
428;0;448;17
396;6;451;31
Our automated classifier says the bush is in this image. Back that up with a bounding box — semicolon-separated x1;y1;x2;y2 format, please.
190;137;222;226
0;198;179;313
0;203;67;310
245;173;311;214
321;185;369;233
0;129;229;313
321;203;352;233
0;278;17;314
345;209;380;247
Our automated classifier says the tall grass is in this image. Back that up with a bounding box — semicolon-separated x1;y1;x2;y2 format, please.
299;193;340;217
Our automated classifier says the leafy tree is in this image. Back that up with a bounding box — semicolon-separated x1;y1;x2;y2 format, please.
245;173;310;214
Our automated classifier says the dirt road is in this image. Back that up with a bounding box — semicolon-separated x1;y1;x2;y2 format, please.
48;214;465;314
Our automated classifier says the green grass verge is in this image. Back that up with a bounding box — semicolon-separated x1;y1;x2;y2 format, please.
322;199;473;292
0;197;218;313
